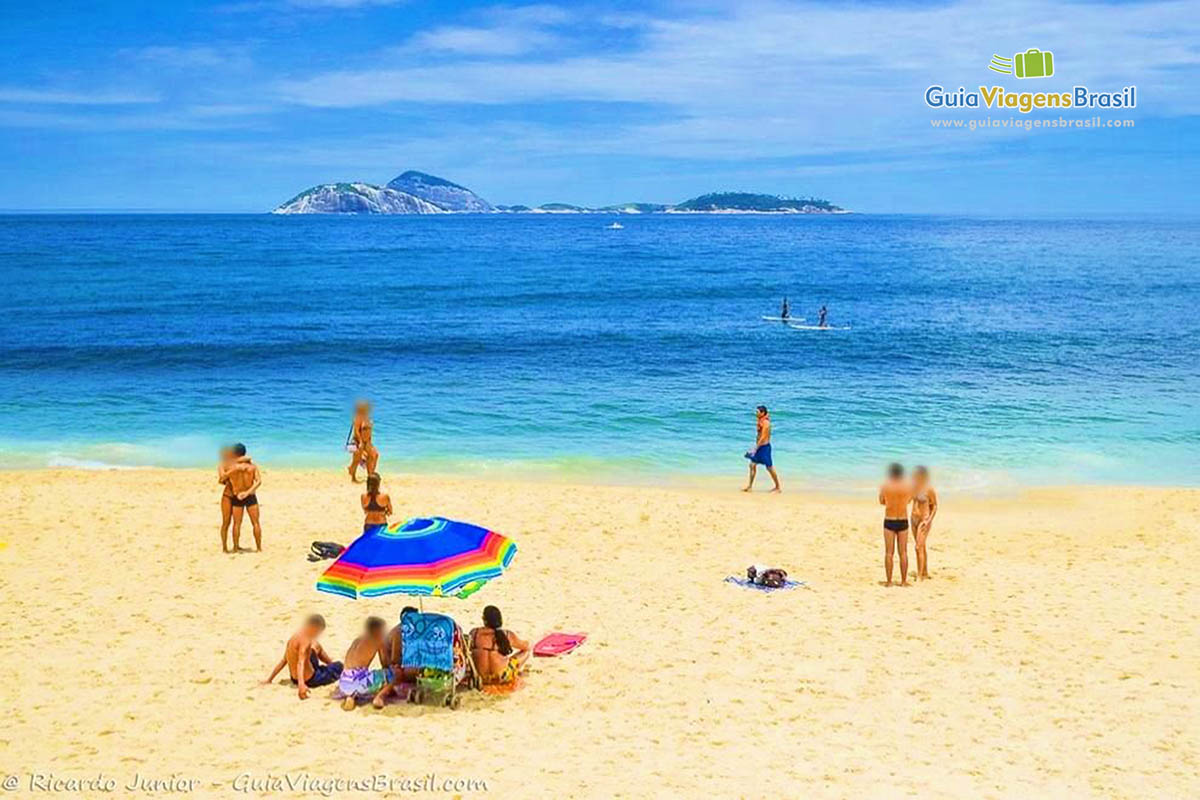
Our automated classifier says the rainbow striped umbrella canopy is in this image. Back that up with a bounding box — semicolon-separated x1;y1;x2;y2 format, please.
317;517;517;600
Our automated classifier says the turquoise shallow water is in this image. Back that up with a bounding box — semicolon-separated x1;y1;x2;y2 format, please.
0;213;1196;488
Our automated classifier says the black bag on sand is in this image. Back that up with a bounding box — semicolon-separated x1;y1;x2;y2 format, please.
308;541;345;562
747;565;788;588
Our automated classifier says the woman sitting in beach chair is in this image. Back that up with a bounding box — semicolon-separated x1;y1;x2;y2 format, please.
468;605;530;688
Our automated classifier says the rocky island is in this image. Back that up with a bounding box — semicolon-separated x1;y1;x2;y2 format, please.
272;171;845;215
272;182;445;215
384;171;493;212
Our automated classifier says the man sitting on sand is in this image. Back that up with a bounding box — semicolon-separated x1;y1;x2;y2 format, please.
372;606;418;709
743;405;782;493
226;443;263;552
336;616;391;710
879;462;914;587
261;614;342;700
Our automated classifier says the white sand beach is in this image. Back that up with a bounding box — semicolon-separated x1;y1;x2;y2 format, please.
0;469;1196;798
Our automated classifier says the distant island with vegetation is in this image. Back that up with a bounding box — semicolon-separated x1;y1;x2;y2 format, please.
273;171;846;215
671;192;841;213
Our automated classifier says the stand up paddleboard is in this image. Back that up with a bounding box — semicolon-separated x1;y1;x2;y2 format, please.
761;316;806;323
789;323;850;331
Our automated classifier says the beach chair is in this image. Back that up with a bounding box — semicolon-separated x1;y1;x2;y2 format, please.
400;611;480;709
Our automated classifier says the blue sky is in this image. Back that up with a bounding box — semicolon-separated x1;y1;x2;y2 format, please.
1;0;1197;213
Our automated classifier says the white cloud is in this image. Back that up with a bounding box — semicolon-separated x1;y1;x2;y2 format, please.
0;88;160;105
9;0;1198;189
125;45;254;71
214;0;400;11
484;4;570;26
409;25;561;56
276;0;1200;157
405;4;573;56
286;0;400;7
0;108;264;131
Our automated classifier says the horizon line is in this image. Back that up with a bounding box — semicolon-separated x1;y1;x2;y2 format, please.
1;209;1196;220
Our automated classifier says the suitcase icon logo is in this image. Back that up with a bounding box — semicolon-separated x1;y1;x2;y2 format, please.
988;49;1055;79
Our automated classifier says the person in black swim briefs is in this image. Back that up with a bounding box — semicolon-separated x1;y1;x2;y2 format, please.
879;462;913;586
227;442;263;552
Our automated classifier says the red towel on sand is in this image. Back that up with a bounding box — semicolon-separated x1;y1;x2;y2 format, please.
533;632;587;657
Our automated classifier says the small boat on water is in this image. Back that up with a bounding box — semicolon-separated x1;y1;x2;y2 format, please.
606;222;624;230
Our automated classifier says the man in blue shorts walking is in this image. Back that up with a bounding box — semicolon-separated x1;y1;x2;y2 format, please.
743;405;781;493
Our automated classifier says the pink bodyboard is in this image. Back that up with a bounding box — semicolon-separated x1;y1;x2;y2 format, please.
533;632;587;657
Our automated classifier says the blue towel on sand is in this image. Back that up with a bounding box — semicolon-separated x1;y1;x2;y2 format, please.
724;576;805;592
401;612;456;672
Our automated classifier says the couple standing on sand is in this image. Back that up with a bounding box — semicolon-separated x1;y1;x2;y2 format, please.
217;398;375;551
879;462;938;586
217;443;262;553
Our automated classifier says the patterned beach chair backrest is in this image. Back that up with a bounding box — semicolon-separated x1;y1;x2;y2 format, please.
401;612;456;672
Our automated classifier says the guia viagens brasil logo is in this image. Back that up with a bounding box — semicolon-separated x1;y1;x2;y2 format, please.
926;50;1135;113
989;49;1054;79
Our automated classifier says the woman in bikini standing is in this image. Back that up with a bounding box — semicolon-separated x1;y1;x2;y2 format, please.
347;400;379;483
469;605;530;686
879;462;913;587
217;446;236;553
361;472;392;533
910;465;939;580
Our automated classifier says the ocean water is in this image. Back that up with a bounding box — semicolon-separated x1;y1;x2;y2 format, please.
0;213;1197;489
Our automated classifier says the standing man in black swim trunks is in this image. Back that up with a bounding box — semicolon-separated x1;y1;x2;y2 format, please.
879;462;912;586
217;446;253;553
817;305;828;328
228;442;263;552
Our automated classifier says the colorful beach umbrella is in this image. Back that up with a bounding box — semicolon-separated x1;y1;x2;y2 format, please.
316;516;517;600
